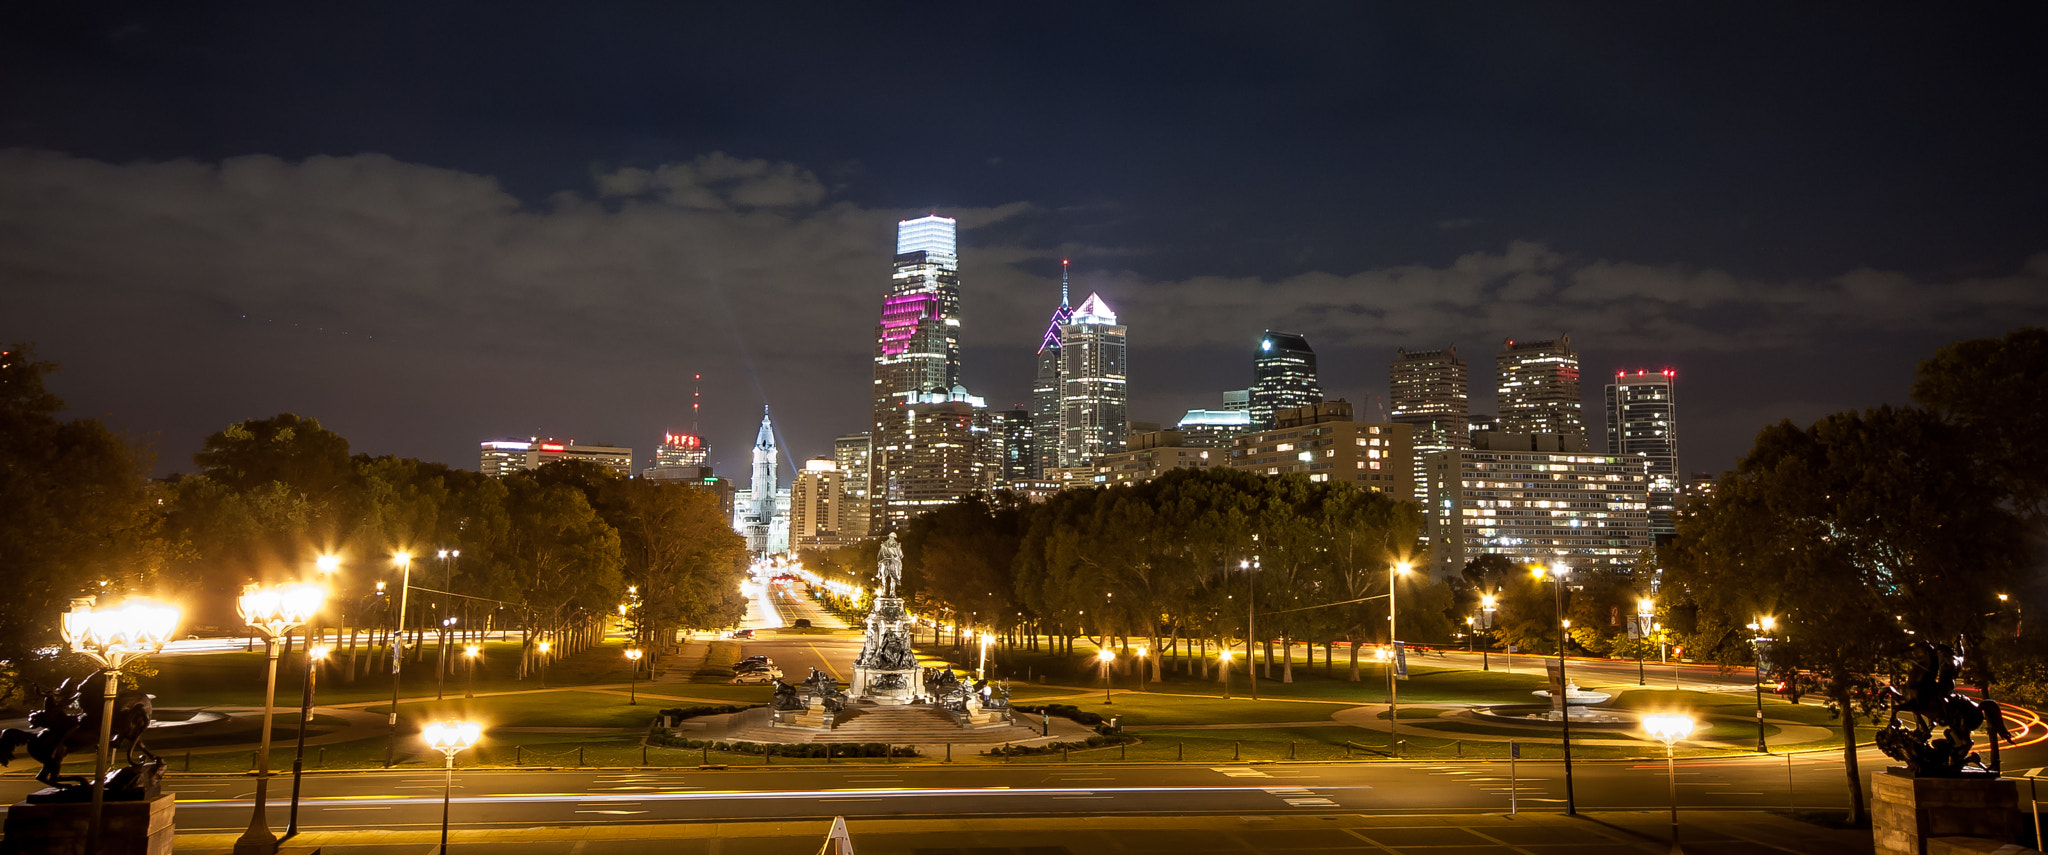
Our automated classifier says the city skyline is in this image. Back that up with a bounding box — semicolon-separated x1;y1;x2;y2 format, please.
5;7;2046;481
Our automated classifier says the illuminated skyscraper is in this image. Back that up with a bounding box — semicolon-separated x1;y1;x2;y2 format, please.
1391;345;1471;502
1060;293;1127;467
1030;260;1074;478
870;216;978;528
1249;331;1323;430
790;457;853;547
1606;368;1679;539
1496;335;1585;445
832;432;872;539
991;407;1035;486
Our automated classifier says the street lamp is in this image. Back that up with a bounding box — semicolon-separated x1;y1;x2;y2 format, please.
536;640;551;689
1241;558;1260;700
435;549;459;701
1531;563;1577;816
61;596;180;855
1136;646;1148;692
285;644;330;839
422;720;483;854
1218;649;1233;700
463;645;480;699
385;551;414;768
1747;615;1774;753
1480;592;1497;671
1388;561;1411;758
236;581;327;855
1643;713;1697;854
624;648;643;705
1096;648;1116;705
1638;598;1656;686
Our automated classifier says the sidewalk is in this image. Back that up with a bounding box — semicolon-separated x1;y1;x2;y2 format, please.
171;809;1875;853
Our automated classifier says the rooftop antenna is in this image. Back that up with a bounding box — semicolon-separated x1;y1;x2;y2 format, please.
1061;258;1071;309
692;373;702;435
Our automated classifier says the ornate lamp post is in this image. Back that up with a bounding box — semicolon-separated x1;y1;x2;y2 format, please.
421;720;483;854
1531;563;1577;816
235;581;327;855
1387;561;1410;758
624;648;643;705
1643;713;1697;854
1747;615;1775;753
1097;648;1115;705
61;596;181;855
385;551;414;768
284;644;331;839
1638;598;1656;686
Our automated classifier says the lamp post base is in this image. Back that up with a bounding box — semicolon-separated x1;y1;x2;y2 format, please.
4;792;176;855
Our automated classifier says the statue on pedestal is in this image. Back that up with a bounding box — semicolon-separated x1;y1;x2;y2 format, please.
1876;637;2013;777
876;533;903;598
0;673;162;801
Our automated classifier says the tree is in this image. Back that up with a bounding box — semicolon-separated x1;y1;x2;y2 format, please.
594;477;747;656
1664;406;2024;825
0;344;172;702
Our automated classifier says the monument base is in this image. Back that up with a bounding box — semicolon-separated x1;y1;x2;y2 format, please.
2;792;175;855
1872;769;2021;855
851;667;918;705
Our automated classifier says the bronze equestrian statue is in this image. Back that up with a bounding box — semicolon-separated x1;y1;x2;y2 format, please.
1875;637;2013;777
0;673;160;797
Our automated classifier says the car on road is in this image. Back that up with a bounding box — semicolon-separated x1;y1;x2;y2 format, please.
738;655;771;665
792;618;812;628
734;660;775;673
731;668;783;684
730;629;755;639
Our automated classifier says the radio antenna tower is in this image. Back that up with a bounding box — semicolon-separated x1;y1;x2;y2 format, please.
692;373;702;434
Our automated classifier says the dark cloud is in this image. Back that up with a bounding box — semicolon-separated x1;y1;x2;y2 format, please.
7;147;2045;479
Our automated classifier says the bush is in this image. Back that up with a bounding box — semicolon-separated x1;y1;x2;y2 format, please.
983;733;1131;757
1014;703;1105;726
655;704;757;722
643;734;917;758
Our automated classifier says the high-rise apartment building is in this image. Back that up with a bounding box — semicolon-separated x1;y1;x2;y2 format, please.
1391;346;1472;502
885;397;984;522
1176;408;1253;449
1496;335;1585;445
1228;400;1415;496
1424;431;1650;576
1250;331;1323;430
1030;260;1074;478
831;432;872;540
790;457;853;548
479;438;634;478
1606;368;1679;539
870;216;968;529
1060;293;1128;467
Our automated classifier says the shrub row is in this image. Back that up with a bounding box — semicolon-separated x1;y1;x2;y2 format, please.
654;704;758;723
643;734;917;758
983;733;1131;756
1013;703;1107;726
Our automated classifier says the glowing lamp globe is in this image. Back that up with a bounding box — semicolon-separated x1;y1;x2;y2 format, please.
1642;713;1696;746
422;720;483;753
63;596;182;660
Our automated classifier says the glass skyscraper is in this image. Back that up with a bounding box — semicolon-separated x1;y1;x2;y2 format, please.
870;216;975;529
1060;293;1128;467
1249;331;1323;430
1606;368;1679;539
1029;260;1074;478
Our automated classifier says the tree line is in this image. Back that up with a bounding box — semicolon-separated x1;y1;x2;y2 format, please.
0;344;748;704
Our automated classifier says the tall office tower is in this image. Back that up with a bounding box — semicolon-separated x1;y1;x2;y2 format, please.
1391;346;1472;502
1030;260;1075;478
1607;368;1679;539
1496;335;1585;444
870;216;967;529
1060;293;1128;467
1424;432;1651;576
1249;331;1323;430
790;457;852;547
990;407;1035;486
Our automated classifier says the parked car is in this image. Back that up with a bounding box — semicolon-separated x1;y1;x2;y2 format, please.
734;660;775;673
731;668;783;684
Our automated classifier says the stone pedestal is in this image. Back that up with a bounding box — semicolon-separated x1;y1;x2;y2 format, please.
2;792;175;855
1872;770;2022;855
850;597;918;704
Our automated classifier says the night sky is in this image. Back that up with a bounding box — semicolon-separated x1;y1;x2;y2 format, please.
7;5;2047;481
